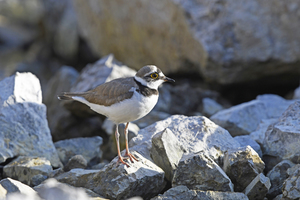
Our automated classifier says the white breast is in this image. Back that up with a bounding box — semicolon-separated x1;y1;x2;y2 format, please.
73;91;158;124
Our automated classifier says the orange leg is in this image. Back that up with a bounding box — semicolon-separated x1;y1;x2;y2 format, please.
124;122;138;163
115;124;129;167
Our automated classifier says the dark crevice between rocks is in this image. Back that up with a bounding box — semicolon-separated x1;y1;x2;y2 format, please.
0;156;18;178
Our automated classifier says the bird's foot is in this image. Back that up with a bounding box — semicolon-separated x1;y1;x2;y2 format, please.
124;152;139;163
116;156;130;167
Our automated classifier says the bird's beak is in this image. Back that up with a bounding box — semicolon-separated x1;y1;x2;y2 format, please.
163;76;175;83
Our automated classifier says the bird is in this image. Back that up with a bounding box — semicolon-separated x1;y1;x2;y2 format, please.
58;65;175;167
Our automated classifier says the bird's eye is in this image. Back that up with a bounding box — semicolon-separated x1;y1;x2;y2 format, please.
150;73;159;79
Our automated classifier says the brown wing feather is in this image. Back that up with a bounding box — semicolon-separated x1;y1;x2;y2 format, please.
81;77;137;106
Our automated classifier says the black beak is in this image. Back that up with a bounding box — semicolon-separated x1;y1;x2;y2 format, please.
163;76;175;83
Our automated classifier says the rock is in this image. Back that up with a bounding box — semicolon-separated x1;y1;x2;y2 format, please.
244;173;271;200
72;0;300;84
101;119;139;160
53;168;100;189
294;86;300;99
211;94;295;136
0;178;37;196
130;115;241;165
172;152;234;192
150;128;184;181
234;135;262;157
0;72;61;167
223;146;265;192
267;160;295;199
86;151;165;200
31;174;48;187
273;194;283;200
202;97;224;117
0;185;7;199
43;66;79;141
151;185;248;200
3;156;52;186
282;165;300;200
63;155;88;172
63;54;136;116
249;118;278;145
54;136;103;166
263;101;300;169
35;178;91;200
134;111;171;129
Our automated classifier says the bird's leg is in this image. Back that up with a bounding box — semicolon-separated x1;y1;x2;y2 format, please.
124;122;138;162
115;124;129;167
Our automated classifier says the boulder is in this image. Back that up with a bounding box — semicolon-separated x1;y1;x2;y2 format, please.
150;128;184;181
223;146;265;192
130;115;241;165
202;97;224;117
282;165;300;200
267;160;295;199
211;94;295;136
0;178;37;197
0;72;61;167
54;136;103;166
172;152;234;192
244;173;271;200
263;101;300;169
63;54;136;116
63;155;88;172
233;135;262;157
151;185;248;200
249;118;278;145
134;111;171;129
72;0;300;84
87;151;165;200
3;156;52;186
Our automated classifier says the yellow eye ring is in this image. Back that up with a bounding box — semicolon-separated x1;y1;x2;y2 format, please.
150;73;159;79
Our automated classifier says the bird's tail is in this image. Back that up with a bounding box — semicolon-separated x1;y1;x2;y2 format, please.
57;92;88;100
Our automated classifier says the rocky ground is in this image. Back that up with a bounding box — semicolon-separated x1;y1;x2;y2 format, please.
1;0;300;200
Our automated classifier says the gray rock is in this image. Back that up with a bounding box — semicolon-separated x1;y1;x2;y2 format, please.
150;128;184;181
35;178;91;200
130;115;241;165
234;135;262;157
63;155;88;172
244;173;271;200
294;86;300;99
172;152;234;192
134;111;171;129
72;0;300;84
31;174;48;187
223;146;265;192
3;156;52;186
267;160;295;199
53;168;100;188
151;185;248;200
0;178;37;197
282;165;300;200
0;185;6;199
273;194;283;200
202;97;224;117
211;94;295;136
63;55;136;116
0;72;61;167
87;151;165;200
263;101;300;169
249;118;278;145
43;66;80;141
54;136;103;166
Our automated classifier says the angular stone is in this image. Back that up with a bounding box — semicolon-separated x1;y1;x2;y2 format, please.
267;160;295;199
63;155;88;172
172;152;233;192
249;118;278;145
3;156;52;186
0;178;37;196
202;97;224;117
0;185;6;199
130;115;241;165
0;72;61;167
87;151;165;200
263;101;300;168
223;146;265;192
282;165;300;200
150;128;184;181
234;135;262;157
63;55;136;116
244;173;271;200
134;110;171;129
211;94;295;136
54;136;103;165
35;178;91;200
